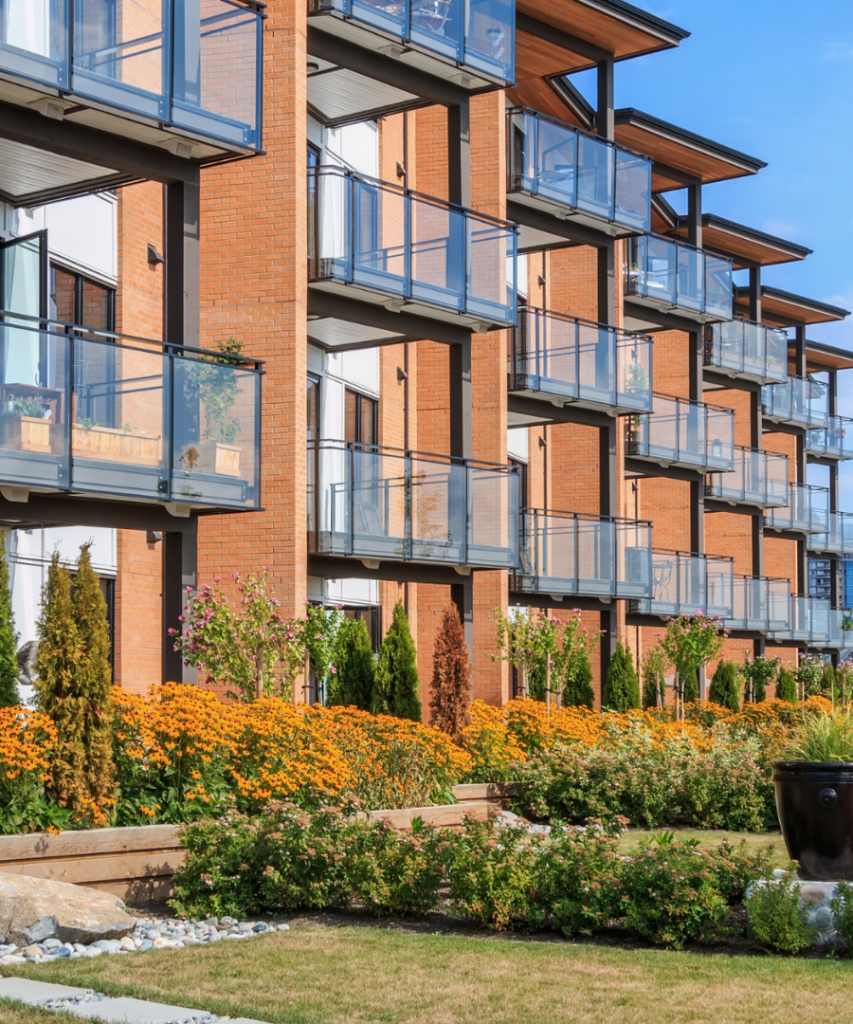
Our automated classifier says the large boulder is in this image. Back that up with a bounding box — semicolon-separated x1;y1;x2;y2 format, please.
0;873;134;946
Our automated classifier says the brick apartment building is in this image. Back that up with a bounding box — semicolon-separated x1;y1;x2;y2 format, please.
1;0;851;707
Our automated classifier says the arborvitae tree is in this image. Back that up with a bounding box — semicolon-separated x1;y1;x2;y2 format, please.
0;540;19;706
776;667;798;704
562;647;595;708
373;601;422;721
429;604;472;742
708;660;741;713
327;616;375;710
822;662;838;702
682;666;700;705
602;641;640;711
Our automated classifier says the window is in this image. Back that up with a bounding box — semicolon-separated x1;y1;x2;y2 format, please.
345;388;377;446
342;605;382;653
50;266;114;331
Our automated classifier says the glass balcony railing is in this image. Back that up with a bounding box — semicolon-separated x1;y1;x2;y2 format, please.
806;416;853;461
310;0;514;84
722;576;790;633
810;608;853;650
632;550;734;619
625;235;733;322
512;509;652;599
769;595;832;644
308;166;517;330
0;311;261;509
508;307;652;415
705;447;788;508
809;512;853;555
626;393;735;473
506;108;652;236
705;319;789;385
765;484;830;535
0;0;263;150
762;376;829;429
308;440;520;569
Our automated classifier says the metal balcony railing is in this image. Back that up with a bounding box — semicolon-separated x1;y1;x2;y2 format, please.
625;235;733;322
806;415;853;461
508;307;652;415
512;508;652;599
307;439;520;569
705;319;789;385
809;511;853;555
722;575;791;633
308;165;517;330
765;484;830;535
769;595;832;644
0;311;262;509
0;0;263;150
809;608;853;650
506;108;652;235
705;446;788;508
626;393;735;473
631;549;734;619
310;0;515;84
762;376;829;429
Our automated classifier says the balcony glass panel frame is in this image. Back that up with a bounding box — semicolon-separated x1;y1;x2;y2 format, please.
765;483;830;536
309;0;515;84
762;375;829;430
632;549;734;620
506;108;652;235
626;235;733;322
0;310;262;509
0;0;263;150
626;393;735;473
513;508;652;599
806;415;853;461
769;595;832;644
308;439;520;570
705;319;788;385
308;165;517;329
705;446;789;509
809;511;853;555
810;608;853;650
723;575;791;634
508;306;652;416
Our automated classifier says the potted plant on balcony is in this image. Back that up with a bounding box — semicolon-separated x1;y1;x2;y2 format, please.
1;395;51;453
774;705;853;880
180;338;244;478
71;417;161;467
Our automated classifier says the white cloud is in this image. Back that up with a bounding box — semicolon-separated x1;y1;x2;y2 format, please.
823;41;853;61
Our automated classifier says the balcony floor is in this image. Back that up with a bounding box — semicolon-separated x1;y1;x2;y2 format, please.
508;190;642;253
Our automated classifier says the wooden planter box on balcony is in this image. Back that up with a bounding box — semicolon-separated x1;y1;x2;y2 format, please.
1;415;52;454
181;441;242;477
72;424;161;467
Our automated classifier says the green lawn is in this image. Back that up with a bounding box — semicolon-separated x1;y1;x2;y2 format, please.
0;1002;83;1023
617;828;790;869
7;923;853;1024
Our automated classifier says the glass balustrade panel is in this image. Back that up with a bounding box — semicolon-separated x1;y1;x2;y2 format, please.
613;148;651;231
576;133;614;221
410;196;464;311
706;406;734;471
676;244;703;312
615;332;652;412
469;465;517;567
704;252;732;320
352;178;408;296
464;0;513;80
467;219;515;324
410;0;464;61
536;117;578;206
0;0;68;86
577;321;615;405
616;521;651;597
576;518;614;595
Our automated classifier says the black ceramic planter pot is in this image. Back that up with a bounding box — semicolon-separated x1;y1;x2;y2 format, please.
773;761;853;880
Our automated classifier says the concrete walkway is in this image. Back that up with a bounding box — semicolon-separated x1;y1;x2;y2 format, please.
0;977;269;1024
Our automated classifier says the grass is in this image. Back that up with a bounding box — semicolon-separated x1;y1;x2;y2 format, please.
0;1001;86;1023
617;828;791;869
7;924;853;1024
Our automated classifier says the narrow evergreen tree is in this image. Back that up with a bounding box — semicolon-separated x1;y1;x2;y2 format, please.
822;663;838;702
776;667;798;704
681;666;700;704
708;660;741;713
373;601;422;721
0;539;19;706
562;647;595;708
327;616;375;710
429;604;472;742
602;641;640;711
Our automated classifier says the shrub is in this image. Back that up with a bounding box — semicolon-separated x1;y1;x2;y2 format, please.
821;663;837;702
748;876;816;953
831;880;853;948
682;666;700;704
708;660;741;713
0;542;18;707
327;616;375;711
602;641;640;711
776;668;798;704
429;605;472;742
373;602;421;721
798;653;824;699
743;656;780;703
562;648;594;708
536;823;621;936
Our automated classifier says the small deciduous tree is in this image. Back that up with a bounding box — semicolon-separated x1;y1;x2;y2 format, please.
327;616;375;710
642;646;668;709
776;667;798;704
374;602;421;721
429;604;472;742
822;662;838;703
797;653;824;701
659;614;727;719
491;607;560;705
0;539;19;707
742;655;780;703
602;641;640;711
708;659;741;712
837;660;853;704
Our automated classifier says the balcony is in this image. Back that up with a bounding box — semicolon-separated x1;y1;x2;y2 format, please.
809;512;853;555
506;108;652;244
625;235;733;323
722;576;790;633
308;166;517;337
0;312;261;510
308;0;515;89
769;596;832;644
705;319;788;385
507;307;652;417
512;509;652;599
308;440;520;569
705;447;788;509
810;609;853;650
631;550;733;619
765;484;830;535
0;0;262;153
626;394;734;473
762;376;828;430
806;416;853;461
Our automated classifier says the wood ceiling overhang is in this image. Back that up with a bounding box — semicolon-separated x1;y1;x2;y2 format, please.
800;342;853;374
669;215;812;269
734;286;850;328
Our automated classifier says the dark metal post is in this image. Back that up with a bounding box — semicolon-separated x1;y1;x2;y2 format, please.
164;178;201;347
162;523;198;685
748;266;761;323
686;183;702;249
597;242;615;326
596;58;614;139
449;341;473;657
447;100;471;208
599;421;617;693
793;324;807;378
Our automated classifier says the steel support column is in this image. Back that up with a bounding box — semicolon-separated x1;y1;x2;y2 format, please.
163;525;198;685
447;100;471;209
748;266;761;323
449;341;473;656
596;58;614;140
686;184;702;250
600;420;618;686
165;180;201;348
